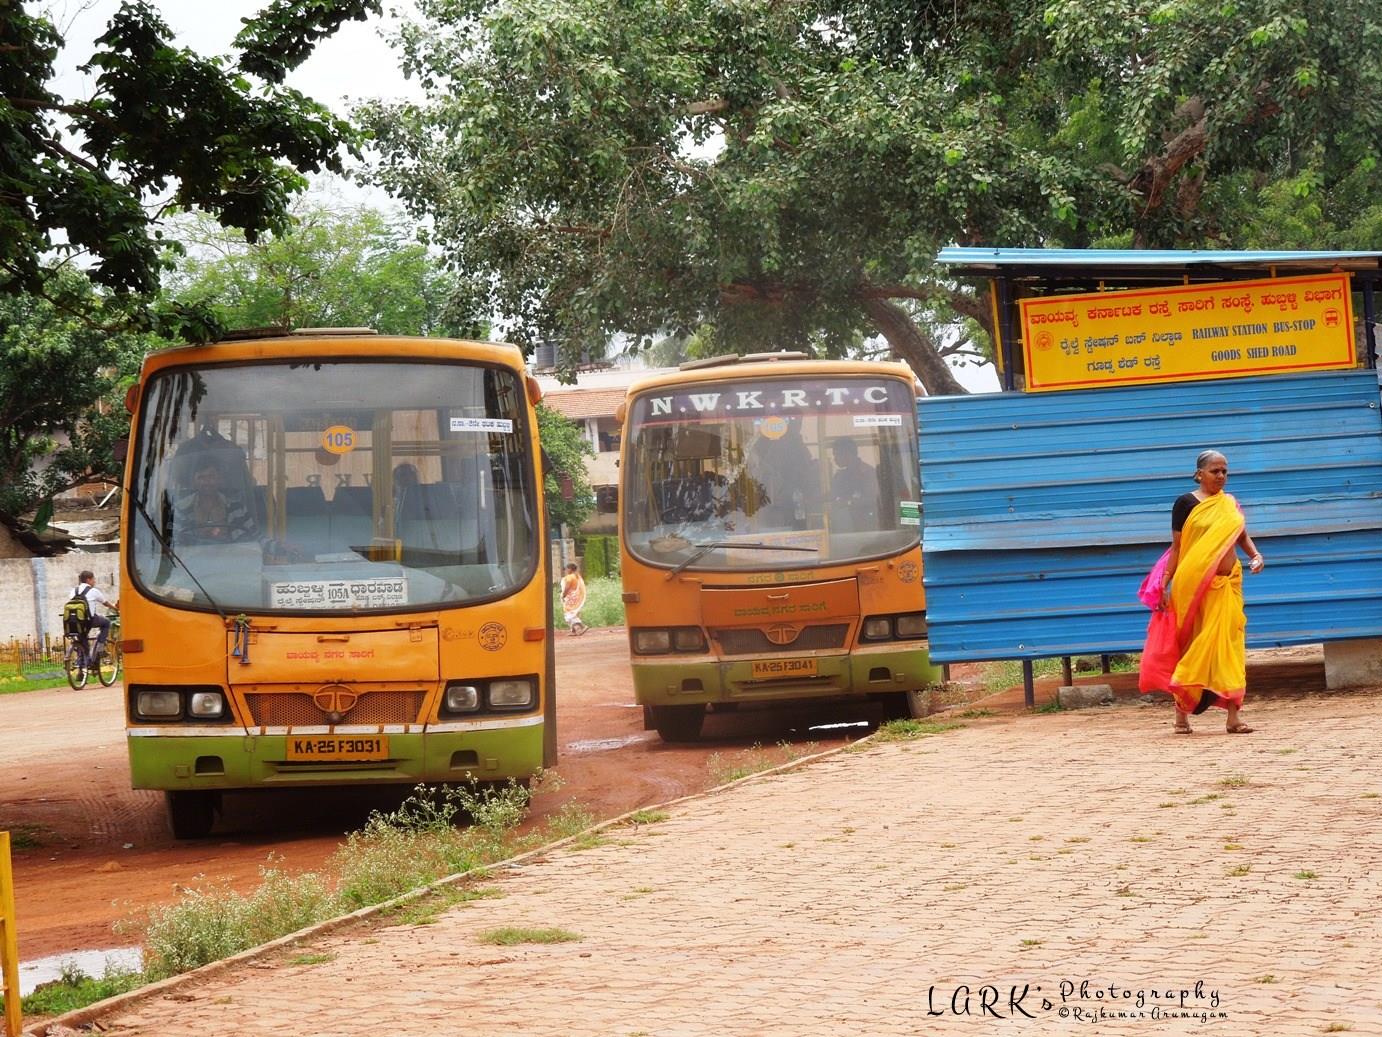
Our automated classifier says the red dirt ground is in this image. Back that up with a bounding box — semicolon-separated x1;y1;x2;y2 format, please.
1;634;1324;964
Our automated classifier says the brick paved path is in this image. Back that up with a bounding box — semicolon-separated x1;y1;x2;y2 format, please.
58;693;1382;1037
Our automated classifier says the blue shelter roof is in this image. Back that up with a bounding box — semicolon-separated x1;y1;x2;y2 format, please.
938;247;1382;273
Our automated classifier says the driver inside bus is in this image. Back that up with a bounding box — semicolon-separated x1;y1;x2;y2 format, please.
829;437;877;531
174;458;257;545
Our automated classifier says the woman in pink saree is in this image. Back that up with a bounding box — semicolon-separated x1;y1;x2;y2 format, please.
1157;450;1266;734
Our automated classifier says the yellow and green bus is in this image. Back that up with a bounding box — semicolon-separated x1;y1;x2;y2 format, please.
120;330;554;837
618;354;939;742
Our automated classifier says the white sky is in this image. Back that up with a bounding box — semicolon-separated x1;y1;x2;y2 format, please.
43;1;1000;390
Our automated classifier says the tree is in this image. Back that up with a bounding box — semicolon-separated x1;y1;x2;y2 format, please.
536;404;595;533
361;0;1379;394
163;200;477;337
1;0;379;333
0;273;145;525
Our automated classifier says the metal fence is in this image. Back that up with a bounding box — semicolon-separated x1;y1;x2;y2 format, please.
0;634;66;680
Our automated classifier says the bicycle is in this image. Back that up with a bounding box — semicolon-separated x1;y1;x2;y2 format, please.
63;611;122;689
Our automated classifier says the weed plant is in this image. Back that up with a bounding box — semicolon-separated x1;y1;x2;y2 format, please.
4;960;144;1018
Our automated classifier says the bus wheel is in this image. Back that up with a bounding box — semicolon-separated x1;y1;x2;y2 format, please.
165;790;217;839
650;704;705;743
882;689;931;721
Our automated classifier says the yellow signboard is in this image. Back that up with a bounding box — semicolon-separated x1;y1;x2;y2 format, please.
1019;273;1355;392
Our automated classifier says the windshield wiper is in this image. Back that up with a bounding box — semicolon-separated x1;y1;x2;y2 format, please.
667;541;817;579
127;489;229;620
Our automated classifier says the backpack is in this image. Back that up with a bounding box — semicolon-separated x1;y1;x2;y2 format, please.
63;585;92;637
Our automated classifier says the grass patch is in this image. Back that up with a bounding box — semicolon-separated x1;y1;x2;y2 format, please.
1065;836;1090;844
1294;870;1319;880
625;809;669;826
874;719;962;742
477;926;581;946
1032;699;1063;714
956;709;995;718
1226;864;1252;877
1156;801;1178;809
1256;975;1277;984
1224;843;1243;851
1323;1024;1352;1033
1217;774;1251;789
6;961;144;1018
1189;794;1221;804
134;779;538;983
288;952;335;966
706;741;817;784
6;823;48;850
1361;793;1379;799
553;576;624;630
1019;939;1042;948
1130;836;1153;843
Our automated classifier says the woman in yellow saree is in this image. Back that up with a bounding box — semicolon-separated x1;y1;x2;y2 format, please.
1161;450;1265;734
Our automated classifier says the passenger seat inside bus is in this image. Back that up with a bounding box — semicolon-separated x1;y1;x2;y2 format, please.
329;485;374;555
285;485;331;558
399;483;480;564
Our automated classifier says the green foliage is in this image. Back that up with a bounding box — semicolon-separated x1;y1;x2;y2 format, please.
536;403;596;532
162;201;476;337
1;1;370;308
0;272;146;522
579;535;620;579
6;961;144;1018
141;864;339;979
361;0;1379;390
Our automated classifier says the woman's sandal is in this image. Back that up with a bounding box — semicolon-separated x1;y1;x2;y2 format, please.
1226;723;1255;734
1173;723;1193;735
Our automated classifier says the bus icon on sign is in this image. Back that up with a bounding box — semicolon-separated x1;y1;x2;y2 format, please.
1324;308;1340;327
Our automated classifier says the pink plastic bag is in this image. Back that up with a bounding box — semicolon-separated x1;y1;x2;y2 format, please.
1138;607;1178;693
1137;548;1172;609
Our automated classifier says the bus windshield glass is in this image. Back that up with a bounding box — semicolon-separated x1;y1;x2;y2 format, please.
130;360;537;612
623;375;920;571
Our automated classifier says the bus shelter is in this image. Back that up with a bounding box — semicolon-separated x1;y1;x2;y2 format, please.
918;248;1382;704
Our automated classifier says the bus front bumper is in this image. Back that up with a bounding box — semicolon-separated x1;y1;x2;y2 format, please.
127;724;544;791
630;642;939;707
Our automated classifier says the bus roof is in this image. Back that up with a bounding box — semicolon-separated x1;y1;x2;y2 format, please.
138;333;527;380
622;357;919;400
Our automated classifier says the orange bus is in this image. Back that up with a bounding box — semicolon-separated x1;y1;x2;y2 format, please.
120;330;554;837
618;354;938;741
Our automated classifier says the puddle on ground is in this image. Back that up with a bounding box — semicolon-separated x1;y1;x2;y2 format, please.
19;947;143;996
565;733;653;753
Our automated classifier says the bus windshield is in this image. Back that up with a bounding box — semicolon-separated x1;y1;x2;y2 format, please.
623;375;920;571
130;359;538;613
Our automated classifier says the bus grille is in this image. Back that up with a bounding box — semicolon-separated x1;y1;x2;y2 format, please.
711;624;850;655
244;691;427;726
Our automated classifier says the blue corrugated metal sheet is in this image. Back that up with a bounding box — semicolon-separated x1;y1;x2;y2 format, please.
937;247;1382;268
918;370;1382;662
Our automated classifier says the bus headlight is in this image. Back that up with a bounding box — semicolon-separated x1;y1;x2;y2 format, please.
188;691;225;718
671;628;707;652
136;691;182;718
488;679;536;710
444;684;481;712
861;617;893;641
895;613;928;639
632;629;671;654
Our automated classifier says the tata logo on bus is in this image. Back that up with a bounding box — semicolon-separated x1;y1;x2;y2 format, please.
643;383;902;419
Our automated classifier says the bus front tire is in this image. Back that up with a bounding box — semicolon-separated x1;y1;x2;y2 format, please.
650;704;705;743
881;689;931;721
165;790;218;839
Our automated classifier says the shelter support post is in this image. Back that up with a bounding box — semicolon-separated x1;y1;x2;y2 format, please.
1;831;20;1037
1062;656;1074;686
1364;281;1377;367
1022;659;1034;709
1100;654;1111;674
